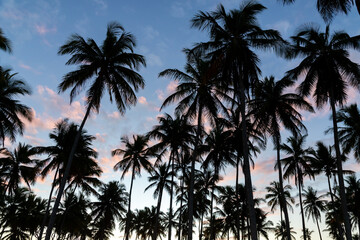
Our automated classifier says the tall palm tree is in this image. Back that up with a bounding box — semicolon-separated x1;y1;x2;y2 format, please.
285;24;360;240
281;134;315;240
159;49;228;240
145;163;176;240
265;181;295;222
112;134;152;240
45;21;146;239
147;113;196;240
336;104;360;161
92;181;128;240
302;186;327;240
0;143;41;195
191;3;284;238
250;76;313;238
345;175;360;236
0;67;33;146
0;27;12;53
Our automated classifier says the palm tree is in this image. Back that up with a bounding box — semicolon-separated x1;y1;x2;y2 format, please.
147;113;196;240
0;27;12;53
274;220;296;240
145;163;176;240
301;228;314;240
38;119;100;239
281;134;315;240
191;3;284;238
45;21;146;239
0;143;41;195
285;24;360;240
302;186;327;240
159;49;228;240
0;67;33;146
265;181;295;222
280;0;360;22
112;134;152;240
345;175;360;236
336;104;360;161
92;181;128;240
250;76;313;238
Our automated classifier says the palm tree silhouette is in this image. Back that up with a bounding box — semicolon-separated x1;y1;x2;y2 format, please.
191;2;284;238
0;67;33;146
265;181;295;222
274;220;296;240
302;186;327;240
250;76;313;237
285;24;360;240
0;27;12;53
92;181;128;240
336;104;360;161
159;50;227;239
281;134;315;240
145;163;176;240
0;143;41;195
147;113;196;240
345;175;360;236
45;21;146;239
112;134;152;240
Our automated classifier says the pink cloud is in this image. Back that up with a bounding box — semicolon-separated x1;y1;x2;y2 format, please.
22;108;57;135
166;80;178;93
138;96;148;105
107;111;121;119
35;24;56;35
19;63;31;70
95;133;107;143
23;135;45;146
156;90;165;101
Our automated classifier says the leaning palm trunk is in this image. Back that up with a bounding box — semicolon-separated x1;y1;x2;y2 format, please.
238;80;257;240
124;167;136;240
168;154;175;240
327;175;344;240
45;101;93;240
276;142;292;240
178;176;184;240
210;186;215;240
330;97;352;240
235;156;241;240
38;164;60;239
297;172;306;240
188;105;203;240
315;217;323;240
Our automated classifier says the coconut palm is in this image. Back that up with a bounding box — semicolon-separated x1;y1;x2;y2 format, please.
336;104;360;161
265;181;295;222
112;134;152;240
0;143;41;195
92;181;128;240
274;220;296;240
285;24;360;240
147;113;196;240
280;0;360;22
145;163;176;240
345;175;360;236
0;27;12;53
44;21;146;239
191;2;284;238
0;67;32;146
250;76;313;238
302;186;327;240
159;49;229;240
281;134;315;240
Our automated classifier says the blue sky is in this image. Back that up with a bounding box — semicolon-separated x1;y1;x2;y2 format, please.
1;0;360;239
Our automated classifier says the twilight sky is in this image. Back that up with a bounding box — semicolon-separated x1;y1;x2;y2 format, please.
1;0;360;239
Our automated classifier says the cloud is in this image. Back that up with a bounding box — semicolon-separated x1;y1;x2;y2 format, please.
144;26;159;40
95;133;107;143
171;2;186;18
35;24;56;35
147;53;163;67
156;90;165;101
270;20;291;34
107;111;121;119
166;80;178;93
23;135;45;146
138;96;148;105
22;108;57;135
19;62;42;75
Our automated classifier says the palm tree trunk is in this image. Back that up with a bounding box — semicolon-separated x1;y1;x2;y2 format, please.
238;81;257;240
210;186;215;240
236;156;241;240
330;97;352;240
199;213;204;240
188;105;203;240
315;217;323;240
38;164;60;240
168;153;175;240
297;177;306;240
327;175;344;240
178;165;185;240
45;102;93;240
124;167;136;240
276;142;291;240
